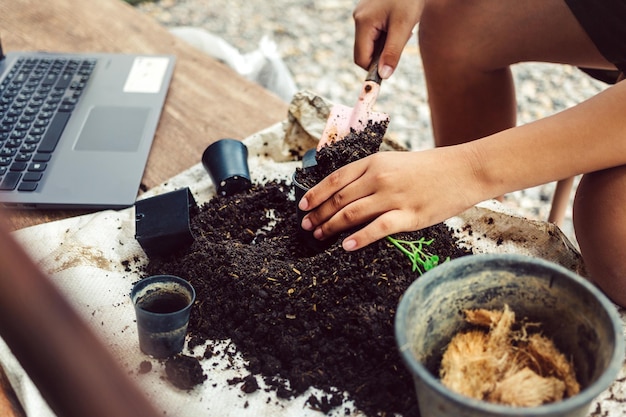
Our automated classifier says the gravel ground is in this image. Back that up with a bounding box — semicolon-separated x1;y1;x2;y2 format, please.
135;0;610;246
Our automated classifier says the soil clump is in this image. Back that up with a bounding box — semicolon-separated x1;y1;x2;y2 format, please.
165;354;208;390
143;122;471;416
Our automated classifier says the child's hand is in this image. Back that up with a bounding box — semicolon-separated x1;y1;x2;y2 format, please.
299;147;484;251
353;0;424;79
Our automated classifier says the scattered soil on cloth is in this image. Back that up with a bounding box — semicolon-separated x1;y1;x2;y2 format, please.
138;360;152;374
142;122;471;416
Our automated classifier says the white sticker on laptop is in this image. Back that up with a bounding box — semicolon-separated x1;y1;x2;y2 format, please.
123;57;170;93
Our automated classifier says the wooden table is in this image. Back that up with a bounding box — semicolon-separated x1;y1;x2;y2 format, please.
1;0;289;231
0;0;289;415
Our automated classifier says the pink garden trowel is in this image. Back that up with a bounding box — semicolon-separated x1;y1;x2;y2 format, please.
317;37;389;150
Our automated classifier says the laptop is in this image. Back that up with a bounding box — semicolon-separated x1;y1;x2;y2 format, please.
0;39;175;209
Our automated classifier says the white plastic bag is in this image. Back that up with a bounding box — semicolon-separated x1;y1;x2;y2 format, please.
170;26;297;102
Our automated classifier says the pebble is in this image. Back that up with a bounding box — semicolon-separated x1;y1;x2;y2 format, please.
135;0;611;246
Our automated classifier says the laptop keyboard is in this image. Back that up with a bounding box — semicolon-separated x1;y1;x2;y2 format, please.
0;57;95;192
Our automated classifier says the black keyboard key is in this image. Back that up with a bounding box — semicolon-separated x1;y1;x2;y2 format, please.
19;115;35;124
34;119;50;129
15;153;32;162
41;104;57;113
25;135;42;145
10;162;27;172
9;130;27;139
28;162;47;172
6;139;23;148
22;106;39;116
2;116;17;125
38;111;70;153
0;148;16;157
56;73;73;89
42;73;59;87
6;109;21;118
0;172;21;190
22;172;42;182
62;97;78;106
18;181;38;192
32;153;51;162
49;89;65;99
38;111;54;120
20;143;37;153
58;103;75;112
30;126;46;136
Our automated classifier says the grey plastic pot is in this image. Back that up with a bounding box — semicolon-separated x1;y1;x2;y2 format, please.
131;275;196;359
302;148;317;168
395;254;624;417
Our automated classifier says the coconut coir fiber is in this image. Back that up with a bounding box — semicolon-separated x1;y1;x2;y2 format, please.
143;122;471;416
441;305;580;407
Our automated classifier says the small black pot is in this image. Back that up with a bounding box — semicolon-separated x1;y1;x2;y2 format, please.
302;148;317;168
131;275;196;359
135;187;196;258
293;171;337;252
202;138;252;196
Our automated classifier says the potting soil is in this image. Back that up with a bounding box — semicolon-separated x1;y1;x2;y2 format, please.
144;120;471;416
144;180;470;416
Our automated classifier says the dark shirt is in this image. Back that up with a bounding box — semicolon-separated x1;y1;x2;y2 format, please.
565;0;626;83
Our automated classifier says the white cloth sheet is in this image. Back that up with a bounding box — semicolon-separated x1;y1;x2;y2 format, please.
2;91;624;416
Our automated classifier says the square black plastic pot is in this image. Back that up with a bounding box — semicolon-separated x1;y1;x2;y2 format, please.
135;187;197;258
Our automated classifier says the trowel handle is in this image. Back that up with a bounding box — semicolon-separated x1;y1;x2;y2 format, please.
365;32;387;84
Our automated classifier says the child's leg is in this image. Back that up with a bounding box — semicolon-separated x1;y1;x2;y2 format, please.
574;167;626;307
418;0;613;147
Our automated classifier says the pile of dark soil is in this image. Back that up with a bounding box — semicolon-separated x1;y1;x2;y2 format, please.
142;123;471;416
295;119;389;187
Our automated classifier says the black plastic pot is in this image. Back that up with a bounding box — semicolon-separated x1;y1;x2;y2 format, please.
135;187;196;258
302;148;317;168
395;254;624;417
131;275;196;359
202;138;252;196
293;171;337;252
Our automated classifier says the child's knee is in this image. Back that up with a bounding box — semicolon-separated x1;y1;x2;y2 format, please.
583;259;626;308
574;169;626;307
419;0;485;69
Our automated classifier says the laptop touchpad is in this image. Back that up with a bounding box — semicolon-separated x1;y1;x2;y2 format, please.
75;106;150;152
